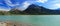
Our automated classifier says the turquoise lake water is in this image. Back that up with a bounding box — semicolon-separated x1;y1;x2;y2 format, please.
0;15;60;26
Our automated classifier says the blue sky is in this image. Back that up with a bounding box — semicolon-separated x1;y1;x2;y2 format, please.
0;0;60;11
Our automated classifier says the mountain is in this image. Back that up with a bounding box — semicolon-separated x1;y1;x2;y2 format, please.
40;8;60;14
23;4;41;14
23;4;60;15
56;8;60;10
23;4;49;15
9;8;25;15
9;4;60;15
1;4;60;15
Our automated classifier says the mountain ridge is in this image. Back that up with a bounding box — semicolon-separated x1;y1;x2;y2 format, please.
0;4;60;15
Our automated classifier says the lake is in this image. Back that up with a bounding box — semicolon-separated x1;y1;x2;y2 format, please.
0;15;60;26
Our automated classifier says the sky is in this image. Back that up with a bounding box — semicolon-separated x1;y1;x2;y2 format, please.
0;0;60;11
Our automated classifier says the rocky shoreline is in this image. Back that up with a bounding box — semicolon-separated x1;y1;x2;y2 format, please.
0;21;31;26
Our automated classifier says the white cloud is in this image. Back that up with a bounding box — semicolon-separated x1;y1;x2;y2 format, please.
23;1;31;8
41;0;60;10
0;7;10;11
4;0;20;7
36;0;48;3
4;0;34;11
54;4;60;7
48;3;60;10
18;1;31;11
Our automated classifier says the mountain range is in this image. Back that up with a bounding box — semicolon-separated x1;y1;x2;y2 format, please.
9;4;60;15
1;4;60;15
